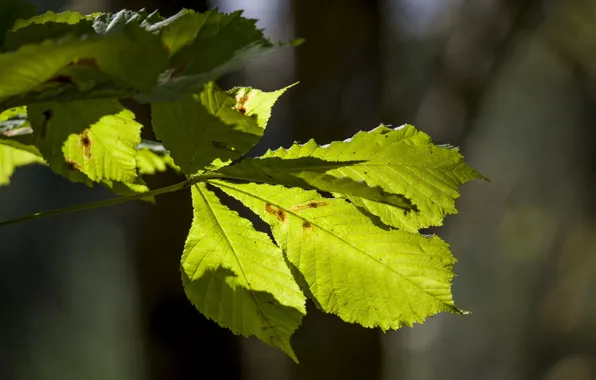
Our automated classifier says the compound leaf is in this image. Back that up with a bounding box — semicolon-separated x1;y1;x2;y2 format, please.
261;125;484;231
211;180;463;330
182;183;306;361
151;82;285;174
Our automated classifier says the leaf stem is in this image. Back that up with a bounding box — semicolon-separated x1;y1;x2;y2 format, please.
0;173;221;228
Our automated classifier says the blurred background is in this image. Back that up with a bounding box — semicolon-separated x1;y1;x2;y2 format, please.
1;0;596;379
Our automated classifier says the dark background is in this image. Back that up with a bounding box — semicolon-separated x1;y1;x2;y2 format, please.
1;0;596;379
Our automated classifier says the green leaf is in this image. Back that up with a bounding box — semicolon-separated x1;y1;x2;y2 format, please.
5;11;95;50
170;10;269;76
159;9;207;55
216;156;416;211
211;181;463;330
151;82;284;174
139;10;274;101
6;9;167;51
0;0;36;51
136;147;179;175
261;125;484;231
92;9;163;34
0;144;44;185
227;84;294;129
1;105;150;197
181;183;306;361
0;24;168;104
28;99;142;184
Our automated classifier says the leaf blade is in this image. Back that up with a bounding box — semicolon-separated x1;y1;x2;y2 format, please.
262;124;484;231
182;183;306;360
0;144;44;185
0;24;168;103
28;99;141;184
151;82;286;174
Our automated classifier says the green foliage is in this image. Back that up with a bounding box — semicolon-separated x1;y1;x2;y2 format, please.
0;4;485;362
249;125;484;232
211;181;462;330
0;144;44;184
182;183;306;361
151;82;288;173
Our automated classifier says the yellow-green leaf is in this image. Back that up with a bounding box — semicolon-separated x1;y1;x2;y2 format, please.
212;181;462;330
182;183;306;361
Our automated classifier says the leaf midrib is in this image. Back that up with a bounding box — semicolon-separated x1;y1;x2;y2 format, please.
195;183;284;344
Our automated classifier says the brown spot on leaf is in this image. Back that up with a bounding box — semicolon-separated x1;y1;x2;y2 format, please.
65;158;81;171
79;129;92;160
302;221;313;231
291;200;328;212
235;90;250;115
264;203;287;223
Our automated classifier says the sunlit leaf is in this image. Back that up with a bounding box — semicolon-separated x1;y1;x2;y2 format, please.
212;180;463;330
216;156;415;211
0;144;44;185
151;82;286;174
182;183;306;361
260;125;485;231
28;99;141;184
136;147;179;175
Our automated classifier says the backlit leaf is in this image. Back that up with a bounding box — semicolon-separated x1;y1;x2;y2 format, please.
182;183;306;361
28;99;141;184
0;144;44;185
261;125;485;231
211;181;463;330
136;147;179;175
151;82;285;174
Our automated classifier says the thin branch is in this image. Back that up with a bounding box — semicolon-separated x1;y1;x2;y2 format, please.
0;173;222;228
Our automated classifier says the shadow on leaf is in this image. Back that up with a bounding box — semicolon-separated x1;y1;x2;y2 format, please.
181;265;305;362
